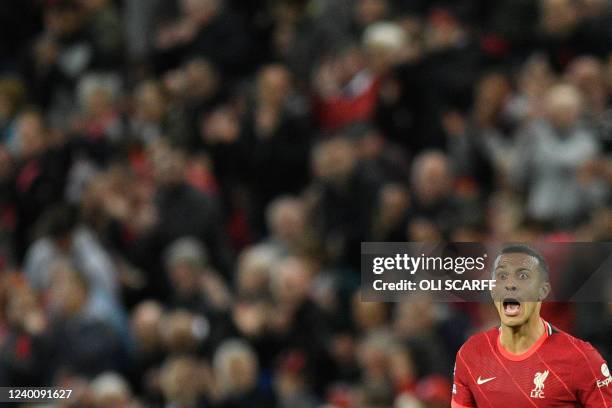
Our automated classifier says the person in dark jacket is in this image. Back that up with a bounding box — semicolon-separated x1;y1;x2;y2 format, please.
130;140;233;299
11;110;71;261
45;259;124;379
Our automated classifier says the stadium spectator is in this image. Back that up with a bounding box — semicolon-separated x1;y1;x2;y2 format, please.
129;300;165;393
263;196;308;256
409;150;470;237
164;236;230;314
212;339;275;407
24;204;119;299
154;0;250;76
90;371;138;408
511;83;602;227
12;110;70;261
159;355;207;407
45;259;125;379
0;278;47;387
310;136;379;267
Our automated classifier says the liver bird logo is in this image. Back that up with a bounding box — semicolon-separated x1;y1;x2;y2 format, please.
530;370;549;398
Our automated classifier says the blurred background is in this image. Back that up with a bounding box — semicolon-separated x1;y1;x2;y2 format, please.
0;0;610;406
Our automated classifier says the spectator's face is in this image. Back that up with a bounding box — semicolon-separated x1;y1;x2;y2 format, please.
131;301;163;352
412;153;451;204
567;58;603;90
214;343;259;395
518;56;555;99
45;7;84;37
268;200;305;243
16;113;45;159
354;0;388;27
161;357;202;405
540;0;579;36
312;138;357;185
475;73;511;112
6;287;38;328
237;259;271;297
236;247;276;297
407;219;441;241
566;58;605;107
161;311;202;354
48;263;87;318
545;85;582;129
275;370;303;401
377;184;409;222
358;338;390;381
340;47;366;82
226;353;257;393
134;83;166;123
185;59;219;100
352;293;387;332
356;131;384;160
168;261;200;297
257;65;291;107
330;333;356;368
200;107;240;144
491;253;550;328
272;258;311;306
232;300;268;337
85;87;112;116
425;11;463;51
151;144;186;186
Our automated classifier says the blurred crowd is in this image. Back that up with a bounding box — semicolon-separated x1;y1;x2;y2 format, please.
0;0;611;407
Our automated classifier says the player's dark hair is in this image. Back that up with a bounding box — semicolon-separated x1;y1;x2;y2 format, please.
494;245;550;282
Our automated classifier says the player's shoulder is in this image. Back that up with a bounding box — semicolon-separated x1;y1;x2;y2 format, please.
547;324;585;348
547;324;602;357
457;326;499;356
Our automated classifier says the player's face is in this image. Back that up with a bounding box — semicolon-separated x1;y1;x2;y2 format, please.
491;253;550;328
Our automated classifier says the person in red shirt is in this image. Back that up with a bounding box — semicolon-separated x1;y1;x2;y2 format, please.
452;245;612;407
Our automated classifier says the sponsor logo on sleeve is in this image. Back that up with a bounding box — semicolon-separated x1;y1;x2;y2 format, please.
597;363;611;389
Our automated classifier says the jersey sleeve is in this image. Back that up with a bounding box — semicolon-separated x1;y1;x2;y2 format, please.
452;347;476;408
573;341;612;408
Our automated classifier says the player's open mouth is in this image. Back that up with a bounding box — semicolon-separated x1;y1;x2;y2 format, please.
503;298;521;317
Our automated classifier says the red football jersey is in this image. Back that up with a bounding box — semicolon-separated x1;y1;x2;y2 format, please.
452;319;612;407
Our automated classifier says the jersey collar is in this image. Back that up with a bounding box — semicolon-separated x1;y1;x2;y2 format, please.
497;318;551;361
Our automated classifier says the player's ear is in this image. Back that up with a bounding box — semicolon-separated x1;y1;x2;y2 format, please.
538;281;551;301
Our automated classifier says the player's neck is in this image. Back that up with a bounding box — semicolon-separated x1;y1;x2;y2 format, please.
499;316;545;355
